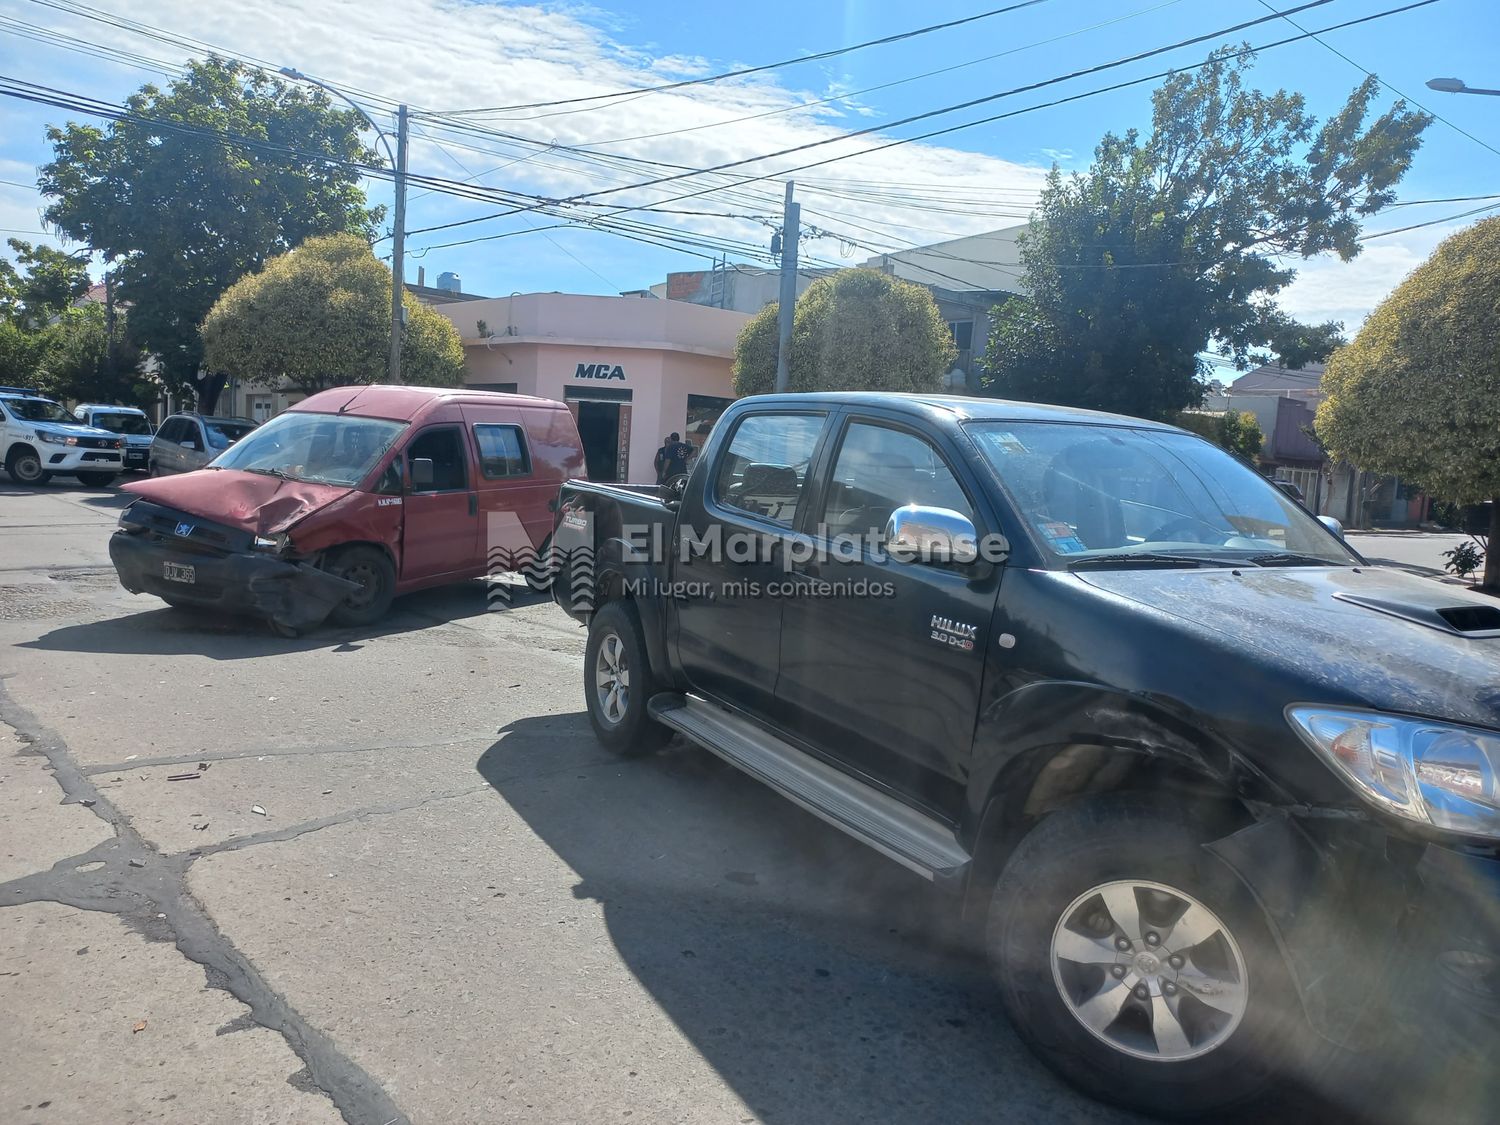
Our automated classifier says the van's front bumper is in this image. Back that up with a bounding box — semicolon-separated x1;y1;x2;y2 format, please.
109;530;358;632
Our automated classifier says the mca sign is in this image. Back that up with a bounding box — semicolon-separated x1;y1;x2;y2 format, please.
574;363;627;381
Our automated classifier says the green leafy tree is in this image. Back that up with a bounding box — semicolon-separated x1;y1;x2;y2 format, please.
35;303;150;406
734;269;956;396
1249;309;1347;370
0;239;90;328
39;58;381;411
1174;408;1264;461
984;47;1429;420
201;234;464;394
1316;216;1500;591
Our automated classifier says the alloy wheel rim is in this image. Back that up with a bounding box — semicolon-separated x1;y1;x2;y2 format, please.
594;632;629;725
1049;878;1248;1062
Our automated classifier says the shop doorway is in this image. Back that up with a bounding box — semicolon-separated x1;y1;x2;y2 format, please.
576;400;621;481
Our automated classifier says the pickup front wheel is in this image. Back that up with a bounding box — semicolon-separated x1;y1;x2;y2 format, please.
987;795;1299;1118
584;600;670;755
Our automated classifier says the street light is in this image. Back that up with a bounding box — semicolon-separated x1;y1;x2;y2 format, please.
1426;77;1500;97
279;67;409;383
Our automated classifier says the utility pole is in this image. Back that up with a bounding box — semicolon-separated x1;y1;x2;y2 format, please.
389;104;409;384
774;181;800;393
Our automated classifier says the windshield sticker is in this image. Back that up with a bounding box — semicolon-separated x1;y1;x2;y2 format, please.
990;431;1028;455
1038;520;1088;554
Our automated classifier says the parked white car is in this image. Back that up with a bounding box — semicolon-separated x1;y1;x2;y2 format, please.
73;403;155;473
1;387;125;487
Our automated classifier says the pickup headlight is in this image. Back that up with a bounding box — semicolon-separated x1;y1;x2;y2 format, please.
1288;706;1500;838
37;431;77;446
251;533;290;554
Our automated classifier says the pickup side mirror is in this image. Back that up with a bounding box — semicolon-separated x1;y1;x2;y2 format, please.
1317;515;1345;540
884;505;983;566
410;457;435;490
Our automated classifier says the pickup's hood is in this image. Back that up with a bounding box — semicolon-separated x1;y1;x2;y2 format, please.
1077;565;1500;730
34;421;118;441
121;469;350;535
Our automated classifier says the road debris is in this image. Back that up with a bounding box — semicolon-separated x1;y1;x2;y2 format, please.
132;1020;147;1034
166;772;201;782
127;858;145;868
251;804;267;816
192;822;209;831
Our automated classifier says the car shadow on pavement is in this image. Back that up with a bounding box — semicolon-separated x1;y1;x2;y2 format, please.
478;713;1143;1125
20;581;550;659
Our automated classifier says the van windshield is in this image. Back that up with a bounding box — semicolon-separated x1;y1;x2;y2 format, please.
212;411;407;487
968;421;1357;567
91;412;154;436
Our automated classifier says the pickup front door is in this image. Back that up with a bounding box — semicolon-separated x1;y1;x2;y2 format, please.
401;425;481;582
672;410;830;717
774;417;1002;819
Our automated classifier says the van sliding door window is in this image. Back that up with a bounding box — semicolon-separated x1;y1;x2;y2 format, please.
472;424;531;478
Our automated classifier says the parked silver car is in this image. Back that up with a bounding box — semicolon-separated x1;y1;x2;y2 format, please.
148;413;257;476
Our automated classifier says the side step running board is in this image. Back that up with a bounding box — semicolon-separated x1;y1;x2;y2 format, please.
648;693;970;881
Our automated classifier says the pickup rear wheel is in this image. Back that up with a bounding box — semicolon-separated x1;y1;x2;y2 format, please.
987;795;1298;1118
324;545;396;627
584;600;670;755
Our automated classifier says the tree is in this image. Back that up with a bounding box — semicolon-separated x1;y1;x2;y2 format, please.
201;234;464;394
0;239;90;328
39;58;381;411
734;269;956;396
1249;309;1347;370
1174;408;1264;461
35;303;150;407
1316;216;1500;591
983;48;1429;420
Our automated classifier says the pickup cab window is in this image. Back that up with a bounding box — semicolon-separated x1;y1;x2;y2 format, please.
713;413;823;526
969;421;1356;564
822;421;972;539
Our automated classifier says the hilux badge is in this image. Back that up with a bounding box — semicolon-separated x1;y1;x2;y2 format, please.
930;614;977;652
174;522;195;537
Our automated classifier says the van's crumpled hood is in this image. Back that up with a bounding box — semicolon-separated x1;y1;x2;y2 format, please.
121;469;350;535
1076;566;1500;730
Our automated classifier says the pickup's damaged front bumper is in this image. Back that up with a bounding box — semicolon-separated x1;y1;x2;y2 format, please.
109;530;359;633
1209;816;1500;1072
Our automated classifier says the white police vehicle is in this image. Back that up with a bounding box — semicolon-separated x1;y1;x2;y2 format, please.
1;386;125;487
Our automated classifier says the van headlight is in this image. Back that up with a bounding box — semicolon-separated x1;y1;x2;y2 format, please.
251;533;290;554
1288;706;1500;837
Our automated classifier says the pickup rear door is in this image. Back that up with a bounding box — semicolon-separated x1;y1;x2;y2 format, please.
773;413;1003;820
671;409;832;717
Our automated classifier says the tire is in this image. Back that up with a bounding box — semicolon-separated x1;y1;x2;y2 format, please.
77;471;118;488
6;446;51;486
583;599;671;756
987;794;1300;1119
323;545;396;627
147;461;161;478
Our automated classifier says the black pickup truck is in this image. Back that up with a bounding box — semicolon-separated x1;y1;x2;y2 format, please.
553;392;1499;1117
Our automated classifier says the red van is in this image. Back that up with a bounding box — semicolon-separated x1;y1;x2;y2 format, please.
110;385;586;634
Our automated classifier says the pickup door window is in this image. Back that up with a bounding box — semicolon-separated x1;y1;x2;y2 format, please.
776;419;999;819
400;425;481;582
674;410;828;716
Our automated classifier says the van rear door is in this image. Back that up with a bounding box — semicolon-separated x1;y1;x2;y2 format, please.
461;404;552;574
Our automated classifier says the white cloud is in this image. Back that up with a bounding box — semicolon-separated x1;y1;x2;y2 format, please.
1275;221;1460;332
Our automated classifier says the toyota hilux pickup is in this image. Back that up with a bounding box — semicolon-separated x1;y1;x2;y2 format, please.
553;392;1500;1118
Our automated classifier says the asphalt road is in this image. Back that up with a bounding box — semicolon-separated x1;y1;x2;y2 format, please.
0;481;1487;1125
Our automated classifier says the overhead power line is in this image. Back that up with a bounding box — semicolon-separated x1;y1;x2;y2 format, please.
437;0;1055;116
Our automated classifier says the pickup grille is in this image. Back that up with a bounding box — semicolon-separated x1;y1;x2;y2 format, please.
75;435;121;449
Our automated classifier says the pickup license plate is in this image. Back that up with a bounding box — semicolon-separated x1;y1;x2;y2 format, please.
162;562;196;584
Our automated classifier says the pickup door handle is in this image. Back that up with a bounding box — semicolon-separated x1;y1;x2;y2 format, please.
468;493;478;517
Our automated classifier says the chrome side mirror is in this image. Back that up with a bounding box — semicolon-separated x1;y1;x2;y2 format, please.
1317;515;1345;540
884;505;981;565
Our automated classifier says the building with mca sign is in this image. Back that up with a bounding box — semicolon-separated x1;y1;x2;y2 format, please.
438;293;746;484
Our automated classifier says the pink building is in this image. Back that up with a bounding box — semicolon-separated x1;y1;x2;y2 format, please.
436;293;748;484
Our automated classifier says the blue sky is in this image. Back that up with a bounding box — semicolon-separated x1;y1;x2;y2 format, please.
2;0;1498;340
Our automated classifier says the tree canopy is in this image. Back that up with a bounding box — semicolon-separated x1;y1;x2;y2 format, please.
1316;216;1500;589
1175;408;1264;462
0;239;90;328
734;269;956;396
983;47;1429;420
201;234;465;394
39;58;381;410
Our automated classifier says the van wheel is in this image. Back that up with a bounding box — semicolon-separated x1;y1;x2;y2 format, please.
6;447;50;485
77;472;118;488
584;600;670;755
987;795;1298;1119
324;545;395;627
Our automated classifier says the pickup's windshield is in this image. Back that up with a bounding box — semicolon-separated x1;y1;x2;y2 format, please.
3;397;73;423
211;411;406;486
968;421;1357;566
90;412;153;436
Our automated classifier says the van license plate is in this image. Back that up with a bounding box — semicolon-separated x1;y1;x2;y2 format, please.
162;562;196;584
